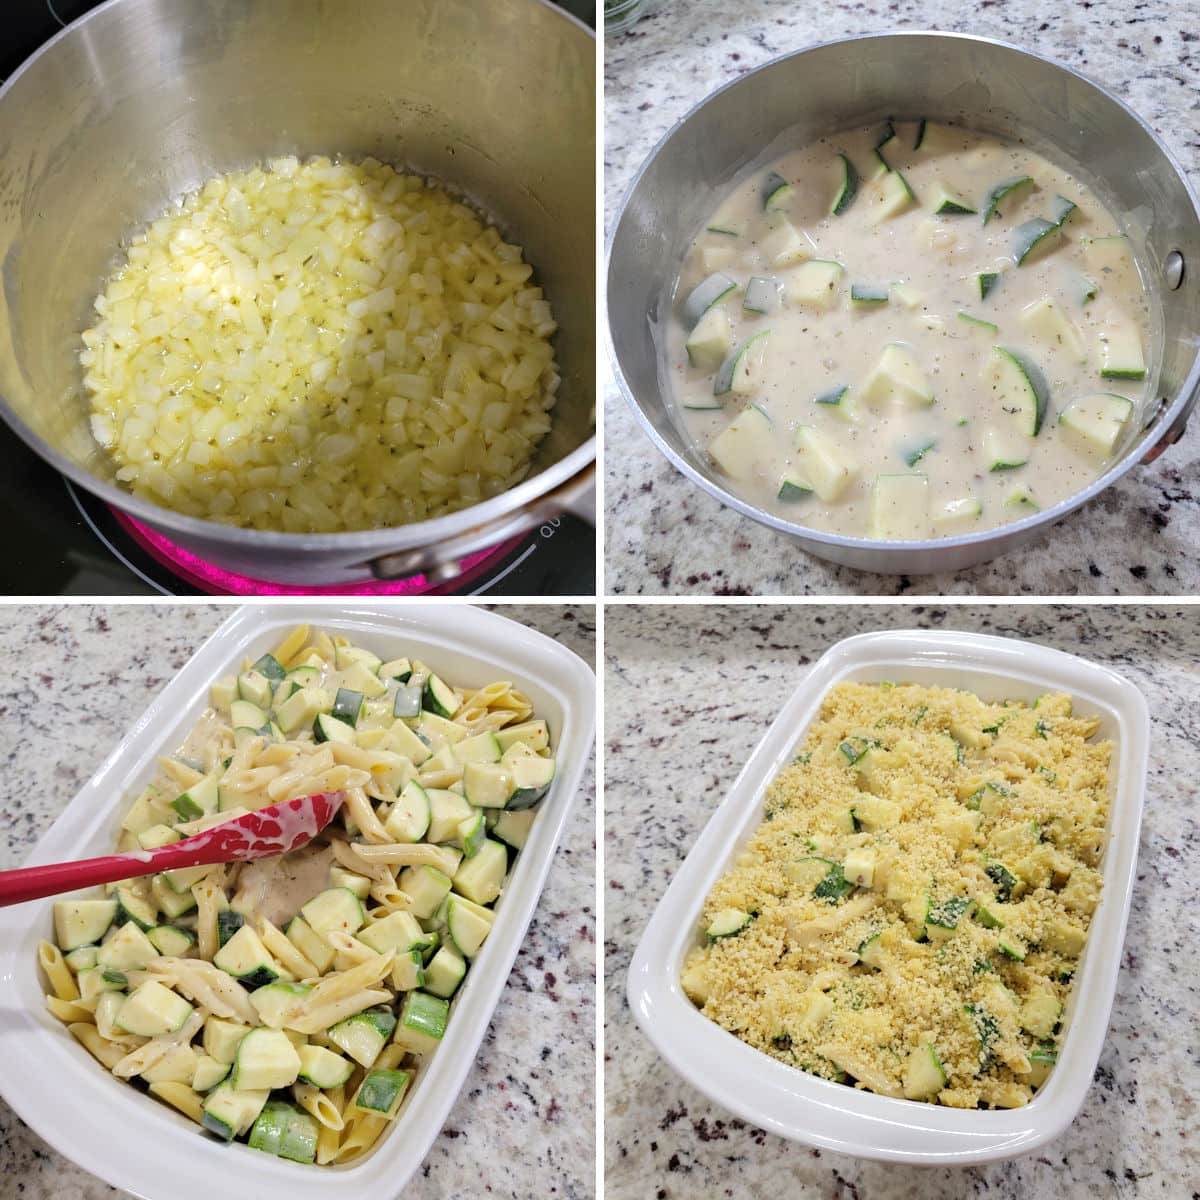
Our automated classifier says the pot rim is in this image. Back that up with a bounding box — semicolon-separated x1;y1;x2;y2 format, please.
605;29;1200;559
0;0;596;553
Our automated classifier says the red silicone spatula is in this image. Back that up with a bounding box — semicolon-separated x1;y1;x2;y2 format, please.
0;791;346;906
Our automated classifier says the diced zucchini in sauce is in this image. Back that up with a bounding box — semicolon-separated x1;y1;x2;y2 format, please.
829;152;859;216
1059;393;1134;455
116;980;194;1037
1020;298;1086;362
784;260;844;309
982;426;1031;472
793;426;855;502
865;170;916;224
670;120;1151;544
1004;485;1040;510
984;347;1048;436
1082;234;1134;275
762;170;794;211
700;244;735;273
777;474;813;502
934;496;983;528
957;311;997;337
850;283;889;306
709;405;774;481
684;305;732;374
681;272;736;327
202;1083;270;1141
914;122;962;158
713;331;769;397
248;1099;319;1163
352;1068;412;1119
1097;321;1146;380
930;182;975;215
814;384;858;423
761;221;814;268
742;275;778;315
870;474;929;539
55;899;117;951
860;344;933;409
1013;217;1062;265
982;175;1033;224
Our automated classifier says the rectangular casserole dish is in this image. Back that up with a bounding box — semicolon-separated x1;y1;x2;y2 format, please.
0;602;595;1200
627;628;1148;1164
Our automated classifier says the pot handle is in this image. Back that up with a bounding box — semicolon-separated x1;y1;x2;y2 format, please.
365;462;596;583
1139;390;1195;465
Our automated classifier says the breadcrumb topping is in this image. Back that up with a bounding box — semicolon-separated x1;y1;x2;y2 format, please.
682;681;1110;1108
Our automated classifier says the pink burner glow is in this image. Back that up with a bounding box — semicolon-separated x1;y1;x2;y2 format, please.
112;510;523;596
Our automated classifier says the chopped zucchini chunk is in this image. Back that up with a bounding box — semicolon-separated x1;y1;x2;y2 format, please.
710;404;774;480
1059;393;1134;455
793;426;855;502
870;474;929;540
861;344;934;409
785;260;844;310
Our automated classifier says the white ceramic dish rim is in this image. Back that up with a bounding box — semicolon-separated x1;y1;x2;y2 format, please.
0;602;596;1200
626;629;1149;1165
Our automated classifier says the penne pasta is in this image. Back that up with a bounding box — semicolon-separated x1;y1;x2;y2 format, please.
113;1008;205;1078
45;994;92;1023
329;836;393;884
40;627;558;1169
152;959;258;1025
344;787;390;843
293;1082;344;1131
352;842;461;873
192;879;228;963
68;1022;128;1070
38;941;80;1002
287;989;392;1036
158;756;205;788
258;919;319;980
148;1081;205;1124
331;1113;387;1162
271;624;311;667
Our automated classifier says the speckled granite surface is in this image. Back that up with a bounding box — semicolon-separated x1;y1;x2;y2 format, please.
603;0;1200;595
0;604;596;1200
604;604;1199;1195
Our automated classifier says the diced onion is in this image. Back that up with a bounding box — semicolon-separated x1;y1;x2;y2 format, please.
81;157;559;532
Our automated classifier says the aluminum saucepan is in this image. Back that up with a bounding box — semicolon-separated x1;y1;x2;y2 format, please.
0;0;594;587
607;31;1200;575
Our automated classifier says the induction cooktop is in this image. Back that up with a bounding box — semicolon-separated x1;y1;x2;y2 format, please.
0;0;596;597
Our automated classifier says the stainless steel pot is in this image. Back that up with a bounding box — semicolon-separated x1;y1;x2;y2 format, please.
607;31;1200;575
0;0;594;587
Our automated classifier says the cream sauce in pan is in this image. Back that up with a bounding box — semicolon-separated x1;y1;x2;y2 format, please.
666;122;1152;540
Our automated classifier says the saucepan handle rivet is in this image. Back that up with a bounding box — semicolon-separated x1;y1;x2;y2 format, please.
1165;250;1185;290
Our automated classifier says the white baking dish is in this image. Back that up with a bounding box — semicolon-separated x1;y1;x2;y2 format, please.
627;629;1148;1165
0;603;595;1200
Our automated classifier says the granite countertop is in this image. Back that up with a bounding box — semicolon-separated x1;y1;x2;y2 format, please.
603;0;1200;595
604;604;1199;1196
0;604;595;1200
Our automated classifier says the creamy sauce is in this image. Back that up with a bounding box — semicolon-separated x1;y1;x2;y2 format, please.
666;122;1153;539
231;843;337;928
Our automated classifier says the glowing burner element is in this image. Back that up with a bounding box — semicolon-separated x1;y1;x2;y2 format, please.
112;510;524;596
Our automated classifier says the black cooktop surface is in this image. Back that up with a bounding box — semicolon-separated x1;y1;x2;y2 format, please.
0;0;595;597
